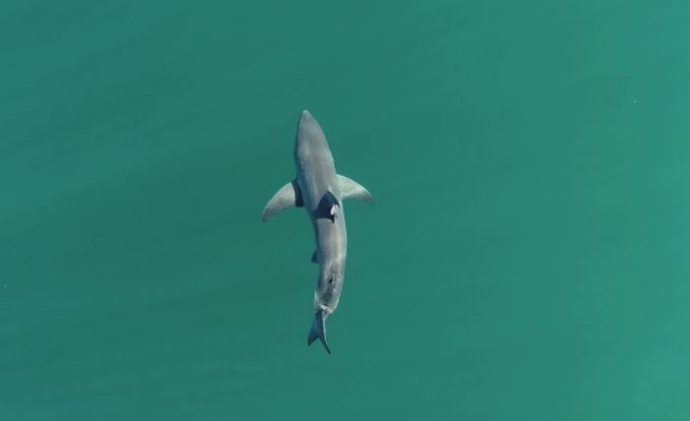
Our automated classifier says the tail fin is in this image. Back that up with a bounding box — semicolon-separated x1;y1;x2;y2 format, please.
307;310;332;354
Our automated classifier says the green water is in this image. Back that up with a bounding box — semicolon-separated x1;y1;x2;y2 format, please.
2;1;689;420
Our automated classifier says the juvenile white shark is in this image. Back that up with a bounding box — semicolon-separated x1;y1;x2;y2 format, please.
262;110;373;354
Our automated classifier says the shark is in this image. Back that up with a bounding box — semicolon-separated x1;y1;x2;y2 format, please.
262;110;373;353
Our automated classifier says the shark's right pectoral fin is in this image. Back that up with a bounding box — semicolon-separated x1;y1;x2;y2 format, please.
337;175;373;203
262;179;303;221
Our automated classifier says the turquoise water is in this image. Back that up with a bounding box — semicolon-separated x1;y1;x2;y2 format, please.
2;1;689;420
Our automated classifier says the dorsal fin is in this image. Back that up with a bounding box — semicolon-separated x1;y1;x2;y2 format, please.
312;191;339;222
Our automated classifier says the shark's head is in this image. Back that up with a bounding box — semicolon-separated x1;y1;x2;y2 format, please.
294;110;332;162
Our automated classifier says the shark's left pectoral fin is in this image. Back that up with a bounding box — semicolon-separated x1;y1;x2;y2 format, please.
262;179;303;221
337;175;373;203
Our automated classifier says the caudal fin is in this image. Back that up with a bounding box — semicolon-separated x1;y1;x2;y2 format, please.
307;310;332;354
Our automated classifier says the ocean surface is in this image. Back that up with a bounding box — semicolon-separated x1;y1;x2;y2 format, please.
1;1;689;420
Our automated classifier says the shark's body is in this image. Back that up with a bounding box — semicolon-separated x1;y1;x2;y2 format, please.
262;110;372;353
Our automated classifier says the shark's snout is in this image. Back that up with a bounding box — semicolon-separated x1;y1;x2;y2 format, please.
300;109;313;119
299;109;315;126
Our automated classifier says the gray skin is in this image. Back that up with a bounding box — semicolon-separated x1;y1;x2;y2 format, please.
262;110;372;354
294;110;347;319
